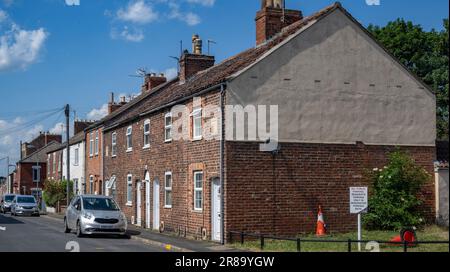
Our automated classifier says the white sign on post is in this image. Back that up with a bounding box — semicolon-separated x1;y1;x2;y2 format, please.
350;187;368;252
350;187;368;214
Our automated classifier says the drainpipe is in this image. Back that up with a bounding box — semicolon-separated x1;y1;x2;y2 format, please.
219;83;227;245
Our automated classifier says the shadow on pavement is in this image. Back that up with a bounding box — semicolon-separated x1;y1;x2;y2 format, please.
0;214;25;225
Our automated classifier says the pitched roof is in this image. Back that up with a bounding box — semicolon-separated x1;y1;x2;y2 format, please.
100;3;340;131
100;1;433;131
19;141;60;163
45;131;85;154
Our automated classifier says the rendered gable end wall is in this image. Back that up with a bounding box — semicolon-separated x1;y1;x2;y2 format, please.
224;9;436;238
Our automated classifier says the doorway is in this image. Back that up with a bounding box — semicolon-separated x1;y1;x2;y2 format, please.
211;177;222;242
136;181;142;226
153;178;160;230
145;171;151;229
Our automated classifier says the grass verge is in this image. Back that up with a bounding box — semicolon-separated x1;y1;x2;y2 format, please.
229;225;449;252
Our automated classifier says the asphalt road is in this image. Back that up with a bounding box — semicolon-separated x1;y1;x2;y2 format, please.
0;213;164;252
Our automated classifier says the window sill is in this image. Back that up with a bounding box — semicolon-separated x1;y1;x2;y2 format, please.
143;145;150;150
164;139;172;143
112;155;117;158
126;202;133;207
193;209;203;213
192;137;202;142
126;149;133;153
164;206;172;209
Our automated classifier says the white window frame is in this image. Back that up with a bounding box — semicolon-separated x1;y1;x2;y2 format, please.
192;107;202;140
193;171;203;211
126;126;133;152
164;172;172;208
89;132;94;157
32;166;41;182
47;155;51;175
126;174;133;206
111;132;117;157
95;131;99;155
143;119;151;149
89;175;94;195
164;113;172;142
74;148;79;166
52;153;56;174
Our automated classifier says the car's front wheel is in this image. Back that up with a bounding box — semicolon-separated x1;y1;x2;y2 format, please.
64;218;71;233
76;221;83;238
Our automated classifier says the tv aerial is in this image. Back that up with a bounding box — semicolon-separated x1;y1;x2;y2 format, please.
129;67;148;78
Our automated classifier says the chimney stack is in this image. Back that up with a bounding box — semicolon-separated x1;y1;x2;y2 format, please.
74;120;94;135
256;0;303;45
141;73;167;93
179;34;215;83
108;92;124;115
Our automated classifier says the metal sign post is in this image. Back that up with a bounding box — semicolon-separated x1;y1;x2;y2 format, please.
350;187;368;251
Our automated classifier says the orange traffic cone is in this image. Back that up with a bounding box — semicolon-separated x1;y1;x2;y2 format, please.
316;205;327;237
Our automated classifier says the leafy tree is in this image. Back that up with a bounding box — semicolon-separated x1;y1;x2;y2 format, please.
368;19;449;140
363;150;431;231
43;179;74;208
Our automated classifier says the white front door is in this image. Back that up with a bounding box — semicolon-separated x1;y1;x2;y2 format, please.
211;178;222;242
136;181;142;226
145;171;151;229
153;179;160;230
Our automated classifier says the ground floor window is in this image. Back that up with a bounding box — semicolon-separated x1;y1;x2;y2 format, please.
165;172;172;208
194;171;203;211
127;174;133;205
89;176;94;194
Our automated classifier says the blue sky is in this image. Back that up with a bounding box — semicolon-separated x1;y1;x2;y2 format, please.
0;0;449;170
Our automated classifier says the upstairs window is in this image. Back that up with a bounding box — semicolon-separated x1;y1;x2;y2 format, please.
165;113;172;142
126;126;133;152
111;132;117;157
53;153;56;173
32;166;41;182
95;131;99;155
89;132;94;157
192;107;202;140
74;148;79;166
143;119;150;148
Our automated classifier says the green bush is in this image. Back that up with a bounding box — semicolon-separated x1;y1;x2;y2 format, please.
43;179;74;208
363;150;431;231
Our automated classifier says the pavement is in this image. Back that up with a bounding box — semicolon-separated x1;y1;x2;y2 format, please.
0;212;238;252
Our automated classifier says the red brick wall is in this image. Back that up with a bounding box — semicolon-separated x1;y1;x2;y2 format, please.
224;141;435;237
47;150;63;181
103;91;221;239
86;128;103;194
14;162;46;195
256;8;303;45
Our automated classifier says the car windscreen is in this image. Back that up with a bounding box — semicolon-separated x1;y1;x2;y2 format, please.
82;198;119;211
5;195;15;202
17;197;36;204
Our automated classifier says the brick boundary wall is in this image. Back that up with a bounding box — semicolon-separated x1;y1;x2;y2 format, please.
224;141;436;238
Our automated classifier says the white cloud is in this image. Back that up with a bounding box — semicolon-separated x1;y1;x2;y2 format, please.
117;0;159;24
0;118;44;167
168;3;201;26
111;26;144;42
49;122;65;135
0;23;49;71
163;67;177;80
1;0;14;7
0;10;7;23
87;104;109;121
186;0;215;7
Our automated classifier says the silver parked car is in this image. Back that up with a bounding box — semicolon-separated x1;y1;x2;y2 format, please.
1;194;16;214
10;195;40;216
64;195;128;237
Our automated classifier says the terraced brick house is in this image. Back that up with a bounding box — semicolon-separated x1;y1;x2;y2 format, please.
100;2;437;243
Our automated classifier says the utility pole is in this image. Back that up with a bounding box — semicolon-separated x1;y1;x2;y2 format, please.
65;104;71;206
